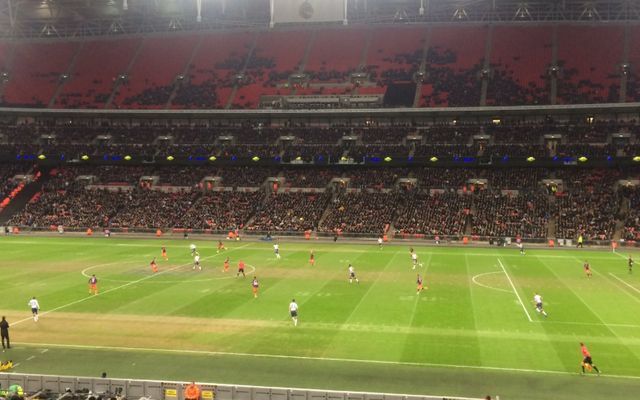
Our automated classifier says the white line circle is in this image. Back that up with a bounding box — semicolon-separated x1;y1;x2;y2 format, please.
471;271;513;294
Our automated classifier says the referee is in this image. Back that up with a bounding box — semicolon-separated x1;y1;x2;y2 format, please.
0;316;9;350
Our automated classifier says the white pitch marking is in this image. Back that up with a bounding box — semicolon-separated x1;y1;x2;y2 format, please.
608;273;640;295
498;259;533;322
40;348;48;353
12;341;640;381
26;356;35;361
531;320;640;329
471;271;512;294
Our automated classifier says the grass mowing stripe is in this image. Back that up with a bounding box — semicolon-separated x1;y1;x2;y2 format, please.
531;320;640;328
568;255;640;306
608;273;640;296
12;340;640;381
497;258;533;322
4;238;634;258
536;255;640;363
11;244;250;326
334;250;402;325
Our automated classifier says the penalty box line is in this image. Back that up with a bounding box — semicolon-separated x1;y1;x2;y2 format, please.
12;341;640;382
11;244;250;327
497;258;533;322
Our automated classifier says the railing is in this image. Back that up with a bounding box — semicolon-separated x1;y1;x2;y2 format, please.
0;372;488;400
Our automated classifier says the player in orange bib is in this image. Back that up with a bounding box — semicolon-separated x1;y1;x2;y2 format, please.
237;260;246;278
150;257;158;273
88;274;98;295
580;342;601;375
309;250;315;266
161;247;168;261
583;260;592;278
416;274;425;294
223;257;230;272
252;276;259;298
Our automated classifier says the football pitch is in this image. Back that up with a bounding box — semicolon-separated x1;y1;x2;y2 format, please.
1;236;640;400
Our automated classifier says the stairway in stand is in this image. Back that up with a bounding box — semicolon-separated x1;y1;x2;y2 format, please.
0;168;51;225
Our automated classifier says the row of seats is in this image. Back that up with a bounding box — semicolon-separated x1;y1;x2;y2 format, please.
1;121;638;160
1;25;639;109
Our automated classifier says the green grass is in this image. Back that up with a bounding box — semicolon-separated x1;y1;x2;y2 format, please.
1;236;640;400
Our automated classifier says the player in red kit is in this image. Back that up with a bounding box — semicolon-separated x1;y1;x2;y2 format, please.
223;257;230;273
580;342;600;375
237;260;246;278
161;247;168;261
309;250;315;266
416;274;425;294
88;274;98;295
150;257;158;273
583;261;592;278
217;240;226;253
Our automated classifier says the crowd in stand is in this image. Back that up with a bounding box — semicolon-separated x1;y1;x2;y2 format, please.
180;191;264;231
0;117;638;241
485;63;549;106
2;163;638;241
395;191;471;236
320;192;398;234
622;185;640;241
247;192;330;232
471;190;549;238
0;164;31;201
553;169;623;240
281;169;334;188
1;121;639;162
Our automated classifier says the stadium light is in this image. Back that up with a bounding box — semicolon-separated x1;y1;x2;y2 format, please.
209;156;217;161
578;156;588;162
81;155;89;161
384;156;392;162
430;156;438;162
124;155;132;161
252;156;260;162
633;156;640;162
166;155;174;161
38;154;46;160
526;156;535;162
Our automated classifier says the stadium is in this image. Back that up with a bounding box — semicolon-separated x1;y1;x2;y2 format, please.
0;0;640;399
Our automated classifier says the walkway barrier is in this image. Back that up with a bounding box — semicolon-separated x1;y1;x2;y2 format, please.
0;373;489;400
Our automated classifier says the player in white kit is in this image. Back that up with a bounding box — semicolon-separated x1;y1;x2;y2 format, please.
533;293;548;317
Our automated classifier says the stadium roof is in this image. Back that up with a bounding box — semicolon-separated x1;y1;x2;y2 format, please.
1;0;639;38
